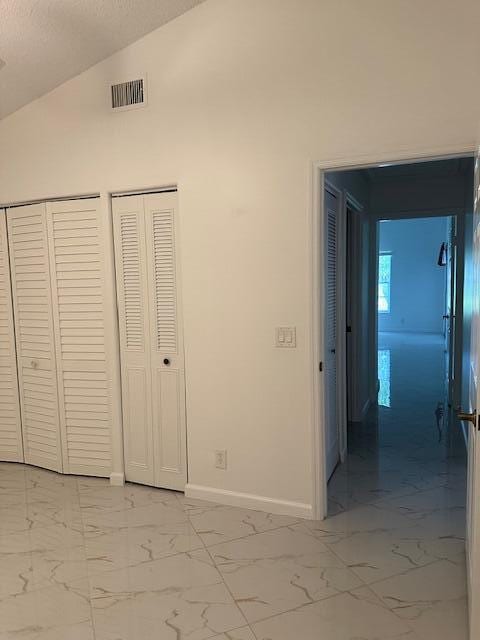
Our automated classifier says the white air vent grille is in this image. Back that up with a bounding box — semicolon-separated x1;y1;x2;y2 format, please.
111;78;145;110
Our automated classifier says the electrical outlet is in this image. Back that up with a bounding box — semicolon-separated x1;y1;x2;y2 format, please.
214;449;227;470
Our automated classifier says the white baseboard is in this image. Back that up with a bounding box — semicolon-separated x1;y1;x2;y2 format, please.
185;484;313;520
110;472;125;486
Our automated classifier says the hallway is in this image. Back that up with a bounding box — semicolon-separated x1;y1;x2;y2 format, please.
327;331;468;639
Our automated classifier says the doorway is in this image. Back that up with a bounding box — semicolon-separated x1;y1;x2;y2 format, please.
313;154;475;640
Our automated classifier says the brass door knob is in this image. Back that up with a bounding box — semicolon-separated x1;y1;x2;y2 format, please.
457;410;477;426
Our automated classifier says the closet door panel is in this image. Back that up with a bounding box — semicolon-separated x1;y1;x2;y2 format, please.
112;196;154;485
7;203;62;472
0;210;23;462
152;366;186;476
145;193;187;490
46;198;113;476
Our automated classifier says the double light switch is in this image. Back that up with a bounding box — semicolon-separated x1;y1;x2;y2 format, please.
275;326;296;348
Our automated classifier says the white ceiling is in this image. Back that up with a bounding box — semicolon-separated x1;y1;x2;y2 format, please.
0;0;206;120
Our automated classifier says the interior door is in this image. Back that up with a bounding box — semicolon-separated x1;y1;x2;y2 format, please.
144;193;187;490
113;194;155;486
0;209;23;462
113;191;187;490
465;157;480;639
324;188;339;480
46;198;113;477
7;203;63;472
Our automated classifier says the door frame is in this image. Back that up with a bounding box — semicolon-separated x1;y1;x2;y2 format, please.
310;144;476;521
343;192;368;426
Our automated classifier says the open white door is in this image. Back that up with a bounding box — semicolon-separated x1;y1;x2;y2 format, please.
324;187;340;480
463;155;480;639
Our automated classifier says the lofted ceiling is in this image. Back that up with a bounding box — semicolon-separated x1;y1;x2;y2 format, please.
0;0;206;120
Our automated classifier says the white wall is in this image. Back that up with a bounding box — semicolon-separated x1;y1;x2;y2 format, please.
0;0;479;515
379;218;448;334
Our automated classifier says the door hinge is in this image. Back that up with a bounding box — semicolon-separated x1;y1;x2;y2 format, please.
319;361;323;372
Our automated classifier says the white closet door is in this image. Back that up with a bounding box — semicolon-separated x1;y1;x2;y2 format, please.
7;203;63;472
0;210;23;462
46;198;113;477
113;191;186;490
112;195;155;485
144;193;187;490
324;189;339;481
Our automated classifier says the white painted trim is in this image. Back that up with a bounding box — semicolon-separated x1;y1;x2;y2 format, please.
109;472;125;486
310;142;476;522
309;162;327;520
312;143;475;172
185;484;313;519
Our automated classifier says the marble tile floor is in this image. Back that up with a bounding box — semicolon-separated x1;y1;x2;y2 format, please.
0;460;467;640
0;332;468;639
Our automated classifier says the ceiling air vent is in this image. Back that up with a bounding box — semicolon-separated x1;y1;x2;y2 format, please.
111;77;146;111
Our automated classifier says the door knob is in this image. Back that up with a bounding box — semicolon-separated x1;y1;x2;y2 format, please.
30;360;38;369
163;358;170;366
457;409;477;426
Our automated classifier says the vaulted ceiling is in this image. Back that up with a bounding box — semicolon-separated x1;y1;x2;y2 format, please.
0;0;206;119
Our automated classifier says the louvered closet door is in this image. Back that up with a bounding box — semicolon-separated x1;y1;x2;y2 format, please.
112;195;155;485
324;189;339;481
113;191;186;490
7;203;63;472
46;198;113;476
0;210;23;462
144;192;186;490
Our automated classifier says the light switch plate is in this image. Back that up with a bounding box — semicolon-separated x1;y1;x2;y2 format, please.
214;450;227;470
275;326;296;348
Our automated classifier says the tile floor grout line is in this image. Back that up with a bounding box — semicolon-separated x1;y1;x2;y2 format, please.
191;520;305;550
201;537;253;633
237;583;389;631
